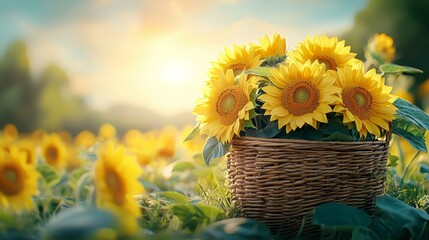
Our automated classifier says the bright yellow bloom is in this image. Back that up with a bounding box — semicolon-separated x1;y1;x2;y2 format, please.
250;34;286;59
123;129;142;148
394;89;414;104
2;124;18;140
333;66;398;138
288;35;358;71
157;126;177;158
75;130;96;149
194;69;257;144
41;134;69;171
99;123;117;140
209;44;263;79
0;148;39;212
17;140;37;166
94;142;144;234
367;33;396;63
260;61;339;133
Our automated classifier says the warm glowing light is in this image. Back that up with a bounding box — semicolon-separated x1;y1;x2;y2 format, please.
161;62;192;85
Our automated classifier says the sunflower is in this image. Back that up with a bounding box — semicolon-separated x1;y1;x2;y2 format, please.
209;44;263;79
75;130;96;149
94;142;144;234
288;35;358;71
17;140;37;166
99;123;117;140
2;124;18;140
0;148;39;212
333;66;398;138
250;33;287;59
157;126;177;158
41;134;68;171
366;33;396;63
260;61;339;133
194;69;257;144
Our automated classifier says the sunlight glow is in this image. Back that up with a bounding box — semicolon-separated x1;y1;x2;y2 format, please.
161;61;193;85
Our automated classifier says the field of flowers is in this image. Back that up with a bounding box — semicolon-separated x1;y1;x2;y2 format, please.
0;121;429;240
2;33;429;240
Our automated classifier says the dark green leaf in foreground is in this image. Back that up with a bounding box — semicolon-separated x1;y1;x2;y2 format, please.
245;119;282;138
201;218;273;240
312;203;371;231
43;207;119;240
376;195;429;239
394;98;429;130
202;137;230;166
380;64;423;74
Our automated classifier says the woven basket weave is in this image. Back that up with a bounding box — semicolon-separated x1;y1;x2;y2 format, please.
227;136;389;238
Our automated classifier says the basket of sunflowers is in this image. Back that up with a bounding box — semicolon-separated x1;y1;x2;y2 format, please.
187;34;429;237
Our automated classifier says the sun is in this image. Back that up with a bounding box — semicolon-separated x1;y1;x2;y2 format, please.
161;61;192;85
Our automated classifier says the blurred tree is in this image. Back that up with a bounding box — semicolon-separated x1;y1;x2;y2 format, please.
0;41;38;132
36;64;98;132
342;0;429;100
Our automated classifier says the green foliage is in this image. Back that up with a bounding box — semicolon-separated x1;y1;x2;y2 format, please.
380;64;423;75
245;67;272;77
43;207;120;240
201;218;273;240
202;137;230;166
393;98;429;152
172;204;223;231
312;196;429;240
183;124;200;142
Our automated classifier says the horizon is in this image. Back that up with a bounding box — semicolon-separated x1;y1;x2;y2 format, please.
0;0;367;117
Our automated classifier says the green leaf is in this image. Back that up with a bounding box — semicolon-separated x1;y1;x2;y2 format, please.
393;118;427;152
201;218;273;240
172;162;196;172
243;120;256;129
420;163;429;174
245;67;272;77
394;98;429;130
245;119;282;138
0;208;15;226
388;155;399;167
183;123;200;142
202;137;230;166
158;191;189;204
172;204;223;231
376;195;429;239
380;64;423;74
37;162;60;187
312;203;371;231
318;132;356;141
43;207;119;240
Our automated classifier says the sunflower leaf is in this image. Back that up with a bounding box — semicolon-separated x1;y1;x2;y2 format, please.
245;119;282;138
380;64;423;75
245;67;272;77
183;123;200;142
202;137;230;166
393;119;427;152
394;98;429;130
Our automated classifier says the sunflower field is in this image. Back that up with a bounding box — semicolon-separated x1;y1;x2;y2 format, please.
2;32;429;240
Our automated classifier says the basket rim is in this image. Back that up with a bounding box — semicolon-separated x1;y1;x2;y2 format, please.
232;136;388;145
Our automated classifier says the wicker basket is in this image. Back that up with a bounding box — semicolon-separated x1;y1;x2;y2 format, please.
227;136;389;238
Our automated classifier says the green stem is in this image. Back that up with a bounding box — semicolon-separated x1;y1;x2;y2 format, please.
394;135;406;174
399;151;421;188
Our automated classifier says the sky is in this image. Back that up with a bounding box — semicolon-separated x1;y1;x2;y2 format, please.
0;0;367;116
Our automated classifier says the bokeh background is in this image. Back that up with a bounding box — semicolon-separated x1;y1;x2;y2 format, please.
0;0;428;135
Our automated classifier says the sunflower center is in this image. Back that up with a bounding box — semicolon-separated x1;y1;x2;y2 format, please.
216;86;248;125
281;81;320;116
315;56;337;70
105;168;126;205
342;86;373;119
0;164;24;196
45;145;59;165
228;63;246;76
